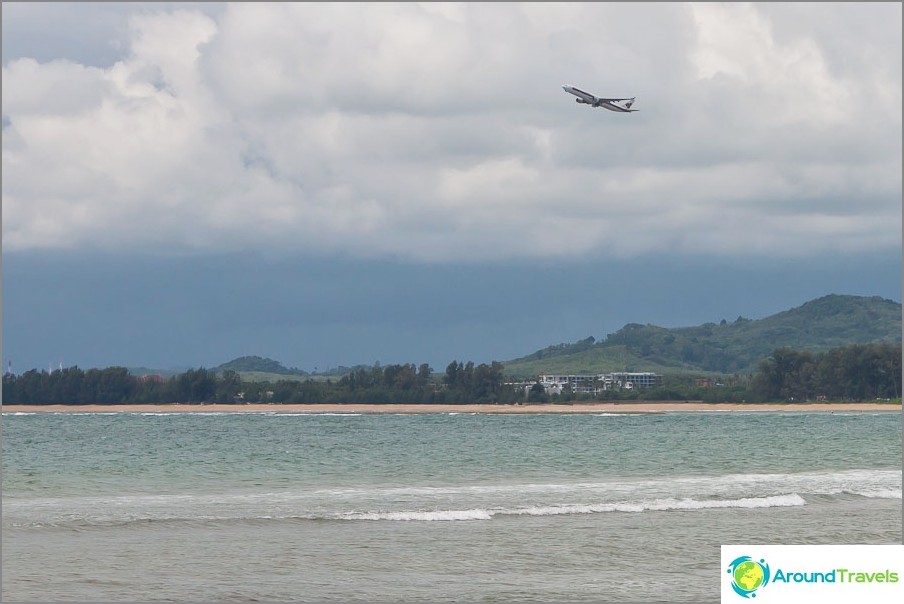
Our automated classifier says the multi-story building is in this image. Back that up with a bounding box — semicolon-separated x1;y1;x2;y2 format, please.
607;372;661;390
538;372;661;395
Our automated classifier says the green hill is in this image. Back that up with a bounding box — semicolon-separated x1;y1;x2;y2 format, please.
213;356;307;377
126;366;188;379
502;294;902;378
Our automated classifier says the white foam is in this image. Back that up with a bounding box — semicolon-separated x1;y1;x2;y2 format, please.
345;509;494;521
128;411;365;417
506;494;806;516
335;469;901;502
850;489;902;499
592;413;645;417
268;412;354;416
137;412;258;416
139;412;188;416
335;494;807;522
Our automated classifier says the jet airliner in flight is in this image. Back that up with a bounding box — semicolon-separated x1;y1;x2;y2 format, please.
562;85;637;112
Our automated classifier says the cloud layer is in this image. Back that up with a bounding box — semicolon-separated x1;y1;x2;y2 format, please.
3;3;901;262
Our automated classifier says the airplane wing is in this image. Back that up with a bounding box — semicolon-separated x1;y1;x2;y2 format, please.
602;97;636;110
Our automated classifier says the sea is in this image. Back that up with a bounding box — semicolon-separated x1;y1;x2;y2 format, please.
2;409;901;602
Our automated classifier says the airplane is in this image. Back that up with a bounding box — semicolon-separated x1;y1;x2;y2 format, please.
562;84;637;112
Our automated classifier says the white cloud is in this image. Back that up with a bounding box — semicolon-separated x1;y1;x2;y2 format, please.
691;3;861;127
2;2;900;261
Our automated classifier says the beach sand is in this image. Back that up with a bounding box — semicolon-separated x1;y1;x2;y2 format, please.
3;402;900;414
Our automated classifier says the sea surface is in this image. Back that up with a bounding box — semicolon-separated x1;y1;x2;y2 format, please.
2;409;901;602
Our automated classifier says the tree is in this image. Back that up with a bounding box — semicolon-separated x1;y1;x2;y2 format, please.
752;343;901;402
418;363;431;384
96;367;136;404
528;381;548;403
172;368;217;402
215;370;243;403
444;361;463;388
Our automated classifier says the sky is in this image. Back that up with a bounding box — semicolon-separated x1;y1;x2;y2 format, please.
2;2;901;374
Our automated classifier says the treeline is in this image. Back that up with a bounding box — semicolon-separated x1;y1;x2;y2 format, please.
2;343;900;406
546;342;900;404
750;343;900;402
1;361;521;406
2;367;227;406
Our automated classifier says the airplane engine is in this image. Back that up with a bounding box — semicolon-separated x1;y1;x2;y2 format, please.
576;98;585;103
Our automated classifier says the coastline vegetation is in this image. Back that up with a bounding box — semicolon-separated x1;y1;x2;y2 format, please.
2;343;900;406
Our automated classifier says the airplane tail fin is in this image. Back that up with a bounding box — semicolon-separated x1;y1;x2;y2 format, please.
625;98;635;109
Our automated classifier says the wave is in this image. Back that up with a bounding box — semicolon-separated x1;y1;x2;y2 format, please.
135;411;360;416
259;412;364;416
341;494;808;521
849;489;902;499
7;494;809;528
345;509;495;521
592;413;647;417
22;411;372;417
506;494;809;515
5;469;897;529
304;469;902;500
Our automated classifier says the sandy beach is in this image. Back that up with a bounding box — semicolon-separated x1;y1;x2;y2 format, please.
3;402;900;414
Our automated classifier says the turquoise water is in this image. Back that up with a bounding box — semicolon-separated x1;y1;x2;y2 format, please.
2;410;901;601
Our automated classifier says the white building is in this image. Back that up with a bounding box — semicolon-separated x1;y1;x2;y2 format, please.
538;372;661;395
607;372;661;390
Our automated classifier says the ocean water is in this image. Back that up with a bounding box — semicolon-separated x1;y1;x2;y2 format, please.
2;410;901;602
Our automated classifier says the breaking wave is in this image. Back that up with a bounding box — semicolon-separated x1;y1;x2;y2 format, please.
5;469;898;529
341;494;808;521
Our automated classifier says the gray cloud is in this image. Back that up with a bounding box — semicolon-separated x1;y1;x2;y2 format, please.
2;3;900;262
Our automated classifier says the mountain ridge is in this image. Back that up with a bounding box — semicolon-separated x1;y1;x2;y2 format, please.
134;294;901;381
501;294;902;377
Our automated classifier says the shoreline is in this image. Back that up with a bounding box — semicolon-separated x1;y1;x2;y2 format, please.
2;402;900;414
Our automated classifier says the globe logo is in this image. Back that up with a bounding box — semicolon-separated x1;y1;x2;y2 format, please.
727;556;771;598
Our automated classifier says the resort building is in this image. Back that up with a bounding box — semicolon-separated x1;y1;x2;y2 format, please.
538;372;661;395
607;372;661;390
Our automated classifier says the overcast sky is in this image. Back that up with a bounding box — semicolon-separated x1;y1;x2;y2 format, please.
2;2;901;373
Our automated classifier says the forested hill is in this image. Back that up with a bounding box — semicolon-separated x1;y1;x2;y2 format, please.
213;356;307;376
502;295;902;377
